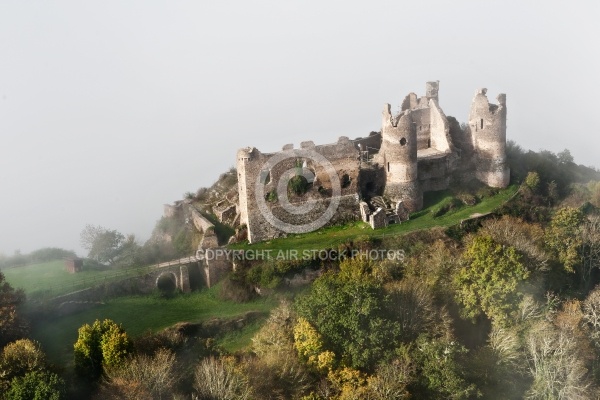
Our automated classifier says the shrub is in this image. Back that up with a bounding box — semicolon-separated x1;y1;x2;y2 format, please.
73;319;133;381
289;175;309;196
6;371;66;400
101;348;178;400
194;357;251;400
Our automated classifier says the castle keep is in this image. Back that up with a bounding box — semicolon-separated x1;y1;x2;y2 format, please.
237;82;509;243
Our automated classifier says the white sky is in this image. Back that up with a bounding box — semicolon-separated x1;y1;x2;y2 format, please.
1;1;599;256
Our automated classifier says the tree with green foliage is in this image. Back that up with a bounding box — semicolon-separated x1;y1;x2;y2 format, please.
295;271;400;371
73;319;133;381
524;171;541;192
5;370;66;400
545;207;585;273
80;224;126;265
411;335;478;400
0;339;46;391
454;235;529;324
0;272;27;348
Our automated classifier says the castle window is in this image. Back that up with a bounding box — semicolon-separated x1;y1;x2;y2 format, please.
427;139;431;148
387;162;390;172
400;137;407;146
480;119;484;129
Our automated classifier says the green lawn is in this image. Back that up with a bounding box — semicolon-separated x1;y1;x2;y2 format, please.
2;260;154;300
217;318;267;353
30;284;277;366
231;185;518;252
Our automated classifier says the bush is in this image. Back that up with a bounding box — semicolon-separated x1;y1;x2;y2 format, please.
101;348;178;400
431;197;462;218
289;175;309;196
219;274;256;303
194;357;251;400
73;319;133;381
6;371;66;400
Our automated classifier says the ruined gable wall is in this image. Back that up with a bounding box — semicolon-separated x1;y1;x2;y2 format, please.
237;137;361;243
418;155;451;192
429;100;451;153
411;108;432;150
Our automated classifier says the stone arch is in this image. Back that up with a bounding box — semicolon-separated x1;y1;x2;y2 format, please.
156;271;178;291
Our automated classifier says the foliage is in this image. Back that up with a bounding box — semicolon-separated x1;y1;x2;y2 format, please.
431;196;462;218
524;171;541;191
293;317;334;372
101;348;178;400
289;175;309;196
219;272;256;303
386;278;451;341
454;235;529;324
244;354;312;400
251;301;295;358
0;272;27;348
73;319;133;381
265;189;278;203
295;272;400;371
194;356;251;400
545;207;585;273
411;335;478;400
0;339;46;388
5;370;66;400
80;224;126;265
248;301;313;398
173;228;194;256
365;350;414;400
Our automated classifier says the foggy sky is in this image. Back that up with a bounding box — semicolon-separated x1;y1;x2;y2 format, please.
1;1;599;256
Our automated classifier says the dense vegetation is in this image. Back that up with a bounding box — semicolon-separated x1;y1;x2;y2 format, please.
2;146;600;399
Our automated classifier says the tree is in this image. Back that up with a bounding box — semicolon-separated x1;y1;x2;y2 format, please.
295;272;400;371
80;224;126;265
580;215;600;289
74;319;133;381
526;320;592;399
454;235;529;324
0;272;27;348
0;339;46;389
411;335;478;400
545;207;584;273
5;370;66;400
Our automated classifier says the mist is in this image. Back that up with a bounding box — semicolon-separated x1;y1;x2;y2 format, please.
1;0;599;256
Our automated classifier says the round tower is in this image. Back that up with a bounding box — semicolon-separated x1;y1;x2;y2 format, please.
379;105;422;211
468;89;510;188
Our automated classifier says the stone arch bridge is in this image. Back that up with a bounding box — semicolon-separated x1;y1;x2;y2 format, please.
147;254;230;292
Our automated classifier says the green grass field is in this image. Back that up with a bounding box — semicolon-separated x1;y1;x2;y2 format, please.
2;260;155;300
231;185;518;252
30;284;277;366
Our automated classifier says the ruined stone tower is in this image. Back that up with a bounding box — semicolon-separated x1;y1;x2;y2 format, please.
376;105;422;212
468;89;509;187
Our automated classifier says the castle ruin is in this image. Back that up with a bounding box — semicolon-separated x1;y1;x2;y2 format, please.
237;82;509;243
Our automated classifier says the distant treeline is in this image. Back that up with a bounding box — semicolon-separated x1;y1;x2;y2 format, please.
0;247;76;269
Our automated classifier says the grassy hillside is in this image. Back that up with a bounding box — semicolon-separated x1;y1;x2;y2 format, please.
30;284;276;366
231;185;518;252
2;260;153;300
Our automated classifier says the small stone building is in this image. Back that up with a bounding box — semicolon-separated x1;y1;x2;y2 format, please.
65;258;83;273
